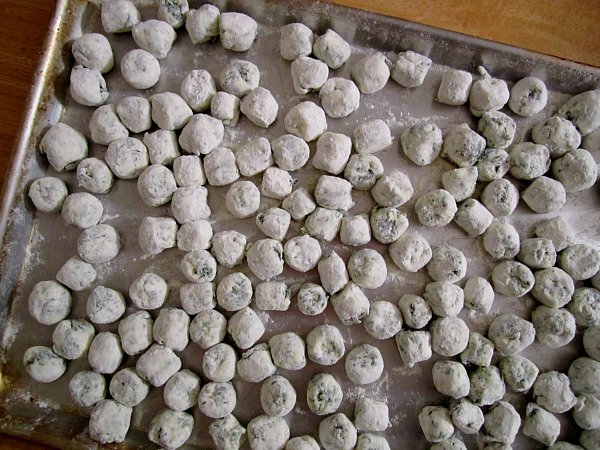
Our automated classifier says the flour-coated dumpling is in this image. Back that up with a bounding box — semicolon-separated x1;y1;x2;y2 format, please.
72;33;114;73
69;370;106;407
241;87;279;128
317;251;349;295
109;368;149;407
118;311;153;355
569;357;600;397
70;66;109;107
306;324;345;366
62;192;103;229
391;51;431;88
164;369;201;412
87;332;122;374
203;343;237;383
436;69;472;106
450;398;483;434
498;354;539;392
29;280;71;325
269;332;306;371
56;256;96;291
418;406;454;443
482;220;520;260
522;176;566;214
469;366;505;406
158;0;188;29
306;373;343;416
557;89;600;136
286;436;319;450
105;137;149;179
508;76;548;117
415;189;457;227
236;137;273;177
211;91;240;126
509;142;550;180
340;214;371;246
319;413;357;450
189;309;226;349
313;29;351;69
552;148;597;192
426;245;467;283
284;101;327;141
150;92;193;130
254;281;291;311
139;216;177;256
271;134;310;171
261;167;293;200
454;199;493;237
101;0;140;33
460;332;494;367
480;178;519;217
176;218;212;252
23;346;66;383
52;319;95;360
186;4;219;44
228;307;265;350
181;69;216;112
431;317;469;357
401;123;443;166
488;313;535;356
225;181;260;218
442;167;478;202
371;169;414;207
347;249;387;289
319;77;360;118
180;249;217;283
351;52;390;94
248;415;290;450
533;371;577;413
211;230;246;268
219;12;257;52
305;207;343;242
217;272;253;312
153;308;190;351
482;401;520;444
121;49;160;90
129;272;168;310
370;207;408;244
523;403;560;446
476;148;510;181
136;344;182;387
560;244;600;281
492;260;534;297
40;122;88;172
573;393;600;430
398;294;432;329
353;119;392;154
29;176;68;213
284;235;321;272
468;67;509;117
345;344;384;385
179;114;224;155
280;23;314;60
132;20;176;60
344;154;384;190
171;186;211;224
441;123;486;167
137;164;177;207
198;381;237;419
260;374;296;417
246;238;284;281
423;281;464;317
363;300;402;340
89;400;132;444
148;409;194;450
532;116;580;157
463;276;494;313
477;111;516;149
256;208;290;241
208;414;247;450
219;59;260;97
291;56;328;95
237;343;277;383
117;96;151;133
389;232;432;272
395;330;432;367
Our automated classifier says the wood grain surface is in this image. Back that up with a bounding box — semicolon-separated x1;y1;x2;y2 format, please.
0;0;599;448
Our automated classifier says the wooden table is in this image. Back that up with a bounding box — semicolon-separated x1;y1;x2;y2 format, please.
0;0;598;448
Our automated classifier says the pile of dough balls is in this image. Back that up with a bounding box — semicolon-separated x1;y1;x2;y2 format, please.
23;0;600;449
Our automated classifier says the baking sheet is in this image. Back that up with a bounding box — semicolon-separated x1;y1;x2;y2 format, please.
0;0;599;448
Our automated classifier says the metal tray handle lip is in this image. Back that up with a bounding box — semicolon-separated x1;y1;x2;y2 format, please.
0;0;70;246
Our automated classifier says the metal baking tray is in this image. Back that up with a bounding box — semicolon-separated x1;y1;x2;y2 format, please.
1;0;599;448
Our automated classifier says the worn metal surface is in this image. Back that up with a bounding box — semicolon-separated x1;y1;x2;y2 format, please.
0;0;599;448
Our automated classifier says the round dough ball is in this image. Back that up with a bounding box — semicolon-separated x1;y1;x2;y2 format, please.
23;346;66;383
77;223;121;264
371;170;413;208
436;69;473;106
344;154;384;190
560;244;600;281
492;260;534;297
469;366;505;406
370;207;408;244
557;89;600;136
198;381;237;418
480;178;519;216
225;181;260;218
70;66;108;107
313;29;351;69
89;399;132;444
140;216;178;255
534;371;577;413
331;282;370;325
522;176;566;214
269;332;306;371
227;306;265;350
583;326;600;361
116;96;151;134
532;267;574;308
171;185;211;223
284;101;327;142
509;143;550;180
120;49;160;90
236;136;273;177
463;276;494;313
56;256;96;291
28;176;68;213
454;198;494;237
136;344;182;387
211;230;246;268
241;87;278;128
477;111;516;149
291;56;328;95
40;122;88;172
129;272;168;310
203;343;236;382
211;91;240;126
431;317;469;357
573;394;600;430
532;116;581;158
280;22;314;60
72;33;113;73
88;332;123;374
219;59;260;97
353;119;392;154
180;249;217;283
179;114;224;155
508;76;548;117
482;401;520;444
306;324;345;366
86;285;126;324
101;0;140;33
237;343;277;383
297;283;328;316
52;319;95;360
389;232;432;272
415;189;457;227
28;280;71;325
347;248;387;289
426;245;467;283
401;123;443;166
247;239;284;281
441;123;485;167
518;238;557;269
153;308;190;351
482;220;520;260
569;357;600;397
468;68;509;116
132;20;176;60
284;235;321;272
150;92;193;131
181;69;216;112
69;370;106;407
319;413;357;450
306;373;343;416
476;148;510;181
105;137;149;179
89;104;128;146
424;281;464;317
488;313;535;356
118;311;153;356
272;134;310;171
432;360;470;399
305;207;342;241
532;306;576;348
391;50;432;88
286;436;320;450
109;368;149;408
498;354;539;393
217;272;253;312
208;415;247;450
157;0;188;29
418;406;454;443
219;12;257;51
395;330;432;368
164;369;201;412
248;415;290;450
256;207;291;241
441;166;478;202
317;251;349;295
186;4;219;44
552;148;597;192
260;374;296;417
351;52;390;94
345;344;384;385
189;309;226;349
398;294;432;329
363;300;402;339
319;77;360;118
62;192;103;229
148;409;194;450
172;154;204;187
450;398;483;434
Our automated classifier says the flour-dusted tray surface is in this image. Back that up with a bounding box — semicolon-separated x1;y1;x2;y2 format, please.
1;0;599;448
